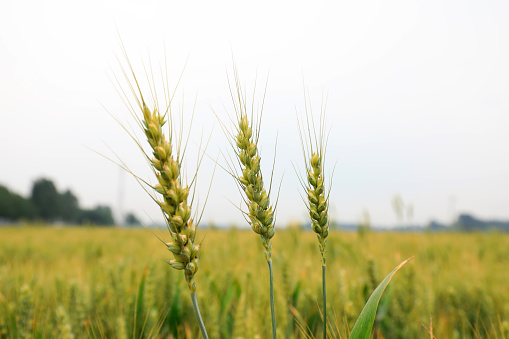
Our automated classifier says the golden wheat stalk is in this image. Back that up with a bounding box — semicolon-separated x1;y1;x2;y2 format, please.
217;66;278;338
296;91;331;339
110;44;209;338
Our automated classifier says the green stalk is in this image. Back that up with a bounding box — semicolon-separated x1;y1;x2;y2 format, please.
190;292;208;339
268;259;277;339
322;264;327;339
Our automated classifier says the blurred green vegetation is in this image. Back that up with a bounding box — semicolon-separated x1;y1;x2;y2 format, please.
0;226;508;338
0;180;115;226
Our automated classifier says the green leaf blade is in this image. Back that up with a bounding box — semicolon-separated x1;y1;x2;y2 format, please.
349;257;413;339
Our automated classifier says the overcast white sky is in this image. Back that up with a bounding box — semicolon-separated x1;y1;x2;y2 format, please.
1;0;508;227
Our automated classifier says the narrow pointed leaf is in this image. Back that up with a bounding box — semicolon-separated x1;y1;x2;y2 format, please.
349;257;413;339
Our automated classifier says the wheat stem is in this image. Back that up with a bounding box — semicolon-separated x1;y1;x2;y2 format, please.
322;264;326;339
190;293;208;339
268;259;277;339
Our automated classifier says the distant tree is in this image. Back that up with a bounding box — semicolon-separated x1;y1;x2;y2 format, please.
31;178;60;221
10;192;36;220
455;214;509;232
59;189;79;223
455;214;485;232
0;185;13;219
124;212;141;227
0;185;36;220
78;205;115;226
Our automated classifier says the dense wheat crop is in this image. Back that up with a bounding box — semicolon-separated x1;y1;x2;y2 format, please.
1;226;508;338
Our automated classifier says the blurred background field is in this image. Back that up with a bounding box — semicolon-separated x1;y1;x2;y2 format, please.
1;226;508;338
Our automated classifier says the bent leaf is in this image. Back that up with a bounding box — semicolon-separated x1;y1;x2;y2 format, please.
349;257;413;339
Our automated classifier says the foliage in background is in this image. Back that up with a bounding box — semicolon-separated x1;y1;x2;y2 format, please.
125;213;141;227
0;179;117;226
0;185;35;221
77;205;114;226
30;178;62;222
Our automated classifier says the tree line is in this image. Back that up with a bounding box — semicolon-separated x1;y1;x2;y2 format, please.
0;178;116;225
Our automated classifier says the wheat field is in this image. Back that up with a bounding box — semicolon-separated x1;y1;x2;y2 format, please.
0;226;508;338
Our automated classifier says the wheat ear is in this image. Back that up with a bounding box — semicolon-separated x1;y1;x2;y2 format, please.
142;102;209;338
112;47;208;338
140;104;200;291
223;69;277;338
297;93;330;339
235;113;277;338
235;114;276;260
